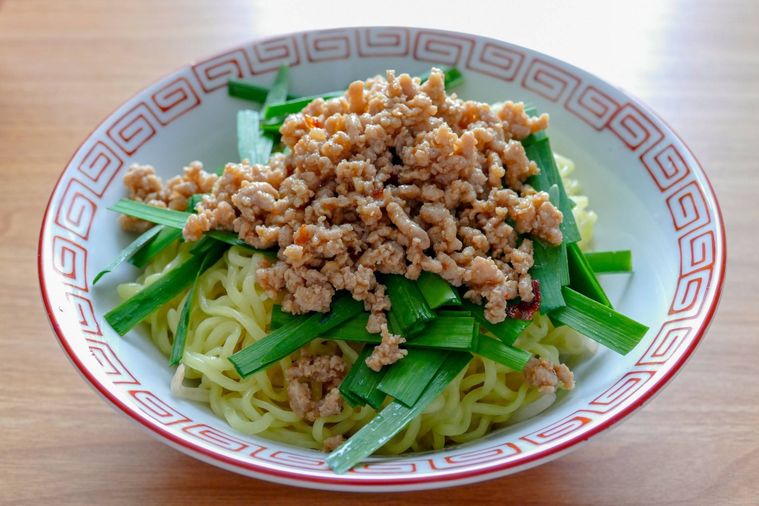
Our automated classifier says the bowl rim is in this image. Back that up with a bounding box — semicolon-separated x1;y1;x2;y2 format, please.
37;25;727;490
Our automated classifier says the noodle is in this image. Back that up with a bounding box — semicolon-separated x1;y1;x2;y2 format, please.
121;154;596;453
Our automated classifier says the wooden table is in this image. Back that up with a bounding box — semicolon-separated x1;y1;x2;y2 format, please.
1;0;755;504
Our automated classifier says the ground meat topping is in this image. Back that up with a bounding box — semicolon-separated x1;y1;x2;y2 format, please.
286;352;347;422
523;357;575;394
120;161;217;233
365;324;407;372
183;68;562;366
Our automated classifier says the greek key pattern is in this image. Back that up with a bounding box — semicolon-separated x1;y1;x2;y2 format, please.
248;36;301;74
356;27;410;57
41;27;722;483
149;72;202;125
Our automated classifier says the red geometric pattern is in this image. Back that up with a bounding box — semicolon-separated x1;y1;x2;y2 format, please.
356;27;410;57
76;140;123;196
192;49;252;92
428;443;521;470
566;85;620;130
129;390;190;426
466;41;524;82
641;142;692;191
249;449;328;471
303;29;352;62
521;413;593;445
669;267;711;316
351;462;417;474
521;58;579;103
86;339;139;385
40;27;724;487
248;36;301;74
65;292;101;335
183;424;250;452
413;30;474;66
608;103;664;152
106;102;159;156
52;235;88;291
588;371;655;413
54;178;97;240
679;228;715;275
149;74;201;125
637;322;692;366
666;181;711;232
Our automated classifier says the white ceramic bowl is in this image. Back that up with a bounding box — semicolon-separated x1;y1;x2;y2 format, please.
38;27;726;491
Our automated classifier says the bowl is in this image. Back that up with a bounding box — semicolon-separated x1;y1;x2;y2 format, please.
38;26;726;491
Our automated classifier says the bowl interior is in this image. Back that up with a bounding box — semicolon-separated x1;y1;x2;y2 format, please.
39;27;724;491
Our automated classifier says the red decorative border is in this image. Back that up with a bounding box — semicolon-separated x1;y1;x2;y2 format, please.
106;102;160;156
76;140;123;197
191;49;253;92
356;27;410;57
149;74;202;125
39;27;726;490
248;36;301;74
303;30;353;62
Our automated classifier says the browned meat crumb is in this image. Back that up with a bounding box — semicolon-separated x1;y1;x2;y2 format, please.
365;324;407;372
523;357;575;394
286;353;346;386
318;387;343;419
286;352;346;422
181;67;562;368
322;434;344;452
506;280;542;320
120;161;217;232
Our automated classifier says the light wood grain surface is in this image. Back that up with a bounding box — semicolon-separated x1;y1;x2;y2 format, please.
1;0;756;504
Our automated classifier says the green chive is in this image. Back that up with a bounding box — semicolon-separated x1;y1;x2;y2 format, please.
227;79;297;104
169;247;217;365
129;194;206;269
436;309;472;317
384;274;436;337
236;66;289;165
237;110;265;164
532;238;568;313
262;91;344;120
93;225;163;285
567;243;612;308
326;352;472;474
339;347;387;409
523;132;581;244
339;346;370;407
129;226;182;268
105;238;227;336
202;230;277;259
417;271;461;309
263;65;290;108
261;119;284;134
474;335;532;371
549;287;648;355
377;348;449;406
410;317;478;350
109;199;190;229
228;293;363;378
326;314;476;351
269;304;297;331
585;250;634;274
460;299;531;346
